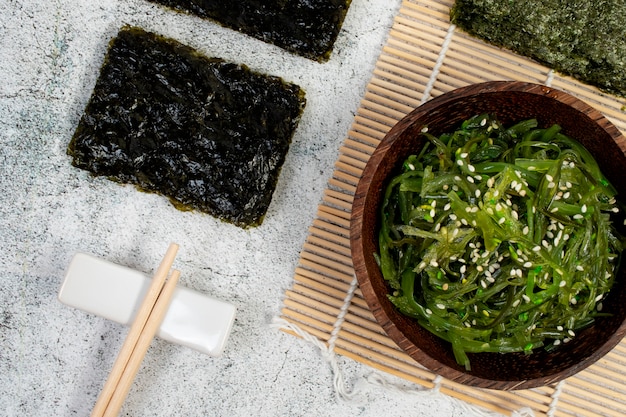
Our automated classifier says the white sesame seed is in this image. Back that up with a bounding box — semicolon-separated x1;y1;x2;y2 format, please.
576;265;584;271
542;240;550;248
443;184;449;190
554;339;561;346
430;209;436;218
471;206;479;213
486;276;495;283
442;283;449;291
566;181;573;188
571;297;577;305
480;280;487;288
498;217;506;225
512;210;519;220
430;260;439;267
523;226;529;235
436;303;446;309
435;223;441;232
546;174;554;182
475;189;481;198
550;207;559;213
581;204;587;213
431;200;437;207
546;231;554;239
487;178;495;188
468;164;476;173
460;152;469;158
426;308;433;315
418;261;427;269
595;294;603;302
444;203;451;211
457;159;464;166
559;280;566;287
467;176;475;183
568;329;575;337
522;294;531;303
523;261;532;268
461;218;468;225
460;265;467;274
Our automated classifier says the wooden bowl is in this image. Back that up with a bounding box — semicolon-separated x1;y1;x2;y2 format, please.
350;81;626;390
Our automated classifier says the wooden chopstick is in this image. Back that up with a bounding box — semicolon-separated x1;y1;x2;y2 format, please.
102;268;181;417
91;243;179;417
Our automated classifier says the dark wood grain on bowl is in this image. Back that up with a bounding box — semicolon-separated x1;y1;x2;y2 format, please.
350;81;626;390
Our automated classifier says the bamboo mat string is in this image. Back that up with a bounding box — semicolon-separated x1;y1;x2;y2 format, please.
364;372;536;417
273;316;528;416
546;380;565;417
272;317;356;399
421;23;456;104
324;275;361;399
544;69;555;87
327;276;359;352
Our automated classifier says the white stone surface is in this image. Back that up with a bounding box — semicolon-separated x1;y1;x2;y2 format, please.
0;1;497;416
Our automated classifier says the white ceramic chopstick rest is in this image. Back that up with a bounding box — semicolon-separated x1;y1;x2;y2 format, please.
58;252;236;357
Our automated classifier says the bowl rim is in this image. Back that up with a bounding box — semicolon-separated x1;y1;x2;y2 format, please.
350;80;626;390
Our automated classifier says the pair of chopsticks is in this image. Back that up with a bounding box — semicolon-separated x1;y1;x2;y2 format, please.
91;243;181;417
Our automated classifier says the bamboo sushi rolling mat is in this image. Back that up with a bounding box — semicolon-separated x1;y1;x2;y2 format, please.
279;0;626;416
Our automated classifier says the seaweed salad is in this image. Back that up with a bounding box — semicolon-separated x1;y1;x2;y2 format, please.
147;0;352;61
451;0;626;97
68;27;306;228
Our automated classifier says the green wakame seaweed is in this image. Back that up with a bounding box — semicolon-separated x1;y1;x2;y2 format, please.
147;0;352;62
68;27;306;228
451;0;626;98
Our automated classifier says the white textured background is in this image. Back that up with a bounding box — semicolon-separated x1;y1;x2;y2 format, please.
1;1;493;416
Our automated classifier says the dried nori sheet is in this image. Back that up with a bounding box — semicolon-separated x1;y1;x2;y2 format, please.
451;0;626;97
68;27;306;228
147;0;352;62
